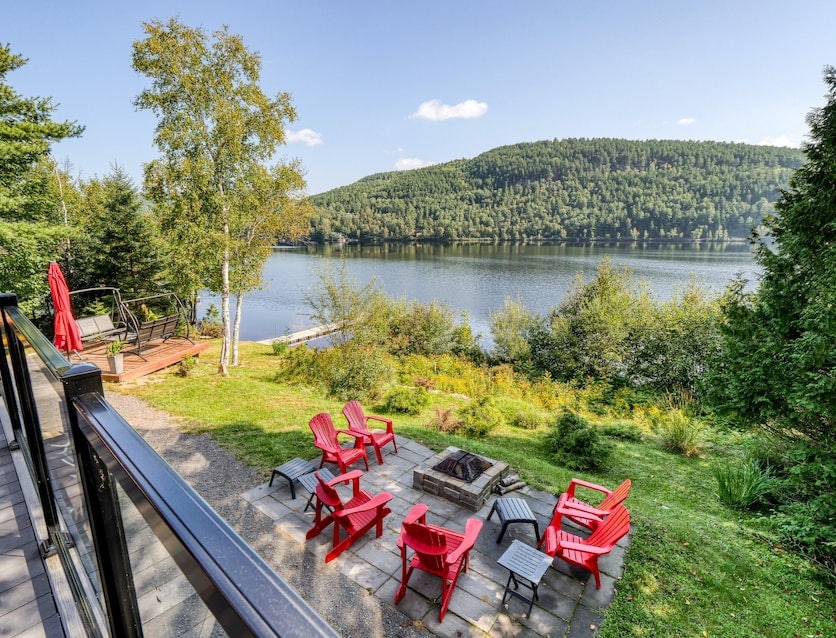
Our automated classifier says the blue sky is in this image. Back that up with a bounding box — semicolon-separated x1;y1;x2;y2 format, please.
6;1;836;194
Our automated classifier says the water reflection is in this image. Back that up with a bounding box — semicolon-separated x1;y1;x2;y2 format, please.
201;242;758;345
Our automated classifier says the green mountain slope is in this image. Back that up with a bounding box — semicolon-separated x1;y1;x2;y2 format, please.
310;138;803;242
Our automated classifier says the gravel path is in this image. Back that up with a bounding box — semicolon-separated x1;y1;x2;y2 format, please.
105;391;429;638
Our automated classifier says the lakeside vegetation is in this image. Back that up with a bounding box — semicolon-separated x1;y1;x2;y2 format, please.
114;339;833;637
311;138;803;243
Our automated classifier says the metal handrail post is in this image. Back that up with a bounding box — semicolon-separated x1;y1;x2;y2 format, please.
62;363;143;638
0;294;24;445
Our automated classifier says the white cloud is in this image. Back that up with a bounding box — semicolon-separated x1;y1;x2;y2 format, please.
286;128;323;146
757;134;799;148
677;117;697;126
409;99;488;121
394;157;435;171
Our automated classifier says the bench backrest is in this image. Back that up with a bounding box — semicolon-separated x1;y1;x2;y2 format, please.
76;315;117;340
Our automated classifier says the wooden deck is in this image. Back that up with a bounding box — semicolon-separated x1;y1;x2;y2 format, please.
256;322;344;347
76;338;211;383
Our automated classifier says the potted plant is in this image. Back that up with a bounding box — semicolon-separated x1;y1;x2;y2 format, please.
106;340;125;374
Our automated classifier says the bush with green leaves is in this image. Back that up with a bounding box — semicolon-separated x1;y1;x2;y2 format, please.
322;344;394;401
715;459;774;510
271;340;288;356
383;386;429;415
547;409;613;471
177;355;198;377
653;408;702;457
600;420;645;442
457;397;505;438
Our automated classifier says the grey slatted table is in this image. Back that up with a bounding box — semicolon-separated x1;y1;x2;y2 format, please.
297;467;336;512
268;458;316;499
488;497;540;543
497;539;553;618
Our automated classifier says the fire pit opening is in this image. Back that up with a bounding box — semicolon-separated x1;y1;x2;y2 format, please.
433;450;492;483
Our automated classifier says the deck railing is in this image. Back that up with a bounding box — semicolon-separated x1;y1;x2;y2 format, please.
0;293;336;638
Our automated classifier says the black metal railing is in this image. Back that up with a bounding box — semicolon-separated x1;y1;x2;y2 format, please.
0;293;336;638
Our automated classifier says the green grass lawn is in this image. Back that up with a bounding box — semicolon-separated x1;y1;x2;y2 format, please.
115;342;834;637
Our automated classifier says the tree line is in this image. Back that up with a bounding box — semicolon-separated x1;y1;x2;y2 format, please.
311;138;803;242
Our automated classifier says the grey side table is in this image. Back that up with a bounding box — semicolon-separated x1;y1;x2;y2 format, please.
268;457;316;499
497;539;553;618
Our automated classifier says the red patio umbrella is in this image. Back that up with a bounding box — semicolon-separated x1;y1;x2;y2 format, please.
48;262;83;354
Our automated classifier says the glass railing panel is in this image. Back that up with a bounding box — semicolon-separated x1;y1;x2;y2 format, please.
117;483;228;637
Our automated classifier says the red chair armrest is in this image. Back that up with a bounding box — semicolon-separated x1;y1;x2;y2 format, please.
337;491;393;518
566;477;612;498
336;428;365;441
447;518;483;564
366;415;394;433
559;540;611;555
327;469;363;486
402;503;429;526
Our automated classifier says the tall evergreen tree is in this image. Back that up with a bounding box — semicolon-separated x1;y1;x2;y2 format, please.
0;44;83;221
73;167;165;298
715;67;836;439
0;44;83;300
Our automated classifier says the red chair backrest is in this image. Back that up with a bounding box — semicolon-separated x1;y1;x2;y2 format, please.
309;413;340;452
314;470;343;509
599;479;632;510
585;503;630;550
402;521;448;572
342;400;369;434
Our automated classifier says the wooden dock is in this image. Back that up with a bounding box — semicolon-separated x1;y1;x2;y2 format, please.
76;338;211;383
256;322;344;347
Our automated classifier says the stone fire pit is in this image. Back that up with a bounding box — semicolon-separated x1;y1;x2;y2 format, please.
413;446;508;511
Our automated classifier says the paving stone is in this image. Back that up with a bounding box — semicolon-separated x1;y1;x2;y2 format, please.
240;480;281;503
565;604;603;637
378;576;432;621
250;494;293;521
421;606;486;637
444;586;498;633
340;560;391;594
579;572;617;610
490;612;545;638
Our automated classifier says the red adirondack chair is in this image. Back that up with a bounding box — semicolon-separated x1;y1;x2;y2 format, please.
342;400;398;465
539;495;630;588
305;470;393;562
309;412;369;474
395;503;483;622
551;478;632;531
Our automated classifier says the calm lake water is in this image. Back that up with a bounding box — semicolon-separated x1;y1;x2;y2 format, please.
202;243;759;345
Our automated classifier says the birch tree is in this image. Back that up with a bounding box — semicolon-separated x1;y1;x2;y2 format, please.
132;18;303;375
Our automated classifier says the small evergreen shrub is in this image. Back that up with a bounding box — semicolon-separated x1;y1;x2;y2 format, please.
383;386;429;415
715;459;774;510
547;409;613;471
457;397;505;438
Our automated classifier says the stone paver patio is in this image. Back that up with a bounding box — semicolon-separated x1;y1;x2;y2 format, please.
242;437;630;638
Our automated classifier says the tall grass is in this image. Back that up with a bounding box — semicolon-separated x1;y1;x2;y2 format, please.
715;459;774;510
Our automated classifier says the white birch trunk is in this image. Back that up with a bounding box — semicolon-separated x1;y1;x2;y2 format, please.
219;218;231;376
232;291;243;366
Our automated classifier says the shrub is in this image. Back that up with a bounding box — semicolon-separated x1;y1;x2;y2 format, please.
383;386;429;415
323;344;394;401
271;340;288;356
274;345;326;386
653;408;702;456
427;407;461;434
457;397;505;438
547;409;613;471
715;459;774;510
177;355;198;377
601;420;644;442
508;407;543;430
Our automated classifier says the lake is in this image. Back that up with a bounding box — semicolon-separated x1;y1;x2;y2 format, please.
201;242;759;346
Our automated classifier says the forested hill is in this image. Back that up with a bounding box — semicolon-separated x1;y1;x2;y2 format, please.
310;138;804;242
